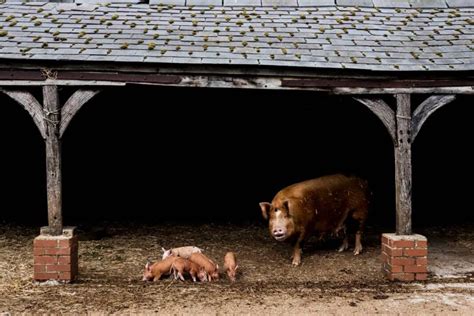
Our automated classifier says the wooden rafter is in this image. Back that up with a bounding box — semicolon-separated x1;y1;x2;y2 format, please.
60;89;100;137
353;97;396;143
0;89;46;138
411;95;456;140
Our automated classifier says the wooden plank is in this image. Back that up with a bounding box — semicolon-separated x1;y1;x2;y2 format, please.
0;76;473;94
333;87;474;95
395;94;412;236
282;78;474;89
411;95;456;140
60;89;100;137
0;80;125;86
43;85;63;236
353;98;396;143
0;89;46;138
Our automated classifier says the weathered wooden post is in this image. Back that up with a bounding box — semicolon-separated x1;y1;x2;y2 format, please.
43;85;63;236
1;83;101;282
355;93;456;281
394;94;412;235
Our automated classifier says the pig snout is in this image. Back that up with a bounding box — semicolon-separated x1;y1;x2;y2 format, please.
272;227;288;241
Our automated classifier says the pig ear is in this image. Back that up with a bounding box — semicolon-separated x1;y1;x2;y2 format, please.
235;265;239;271
145;262;151;271
259;202;271;220
161;247;167;253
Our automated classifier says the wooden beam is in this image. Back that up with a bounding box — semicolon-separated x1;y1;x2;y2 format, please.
394;94;412;235
333;87;474;95
0;80;125;86
411;95;456;140
0;89;46;138
0;78;473;95
43;85;63;235
353;98;396;143
60;89;100;137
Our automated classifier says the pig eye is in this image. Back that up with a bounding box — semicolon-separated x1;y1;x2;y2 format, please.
275;208;280;212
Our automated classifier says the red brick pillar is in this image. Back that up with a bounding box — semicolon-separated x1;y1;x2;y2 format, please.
33;227;78;282
381;233;428;282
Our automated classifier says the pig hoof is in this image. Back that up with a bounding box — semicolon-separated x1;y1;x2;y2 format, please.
337;244;348;252
353;248;362;255
291;259;301;266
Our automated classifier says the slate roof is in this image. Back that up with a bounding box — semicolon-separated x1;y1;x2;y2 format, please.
0;2;473;71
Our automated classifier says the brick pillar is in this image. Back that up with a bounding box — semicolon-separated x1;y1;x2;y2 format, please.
33;227;78;282
381;233;428;282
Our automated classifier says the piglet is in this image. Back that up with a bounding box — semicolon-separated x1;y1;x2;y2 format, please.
142;255;176;282
162;246;202;260
223;252;239;282
189;252;219;281
171;257;207;282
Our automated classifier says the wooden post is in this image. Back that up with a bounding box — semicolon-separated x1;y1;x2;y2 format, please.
395;94;412;235
43;85;63;235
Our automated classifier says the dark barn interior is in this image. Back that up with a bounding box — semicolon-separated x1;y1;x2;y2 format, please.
1;86;473;229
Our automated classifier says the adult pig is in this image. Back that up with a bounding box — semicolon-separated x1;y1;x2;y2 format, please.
259;174;369;266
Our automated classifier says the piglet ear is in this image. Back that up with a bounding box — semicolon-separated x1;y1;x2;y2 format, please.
161;247;167;253
259;202;271;220
235;265;239;271
145;262;151;271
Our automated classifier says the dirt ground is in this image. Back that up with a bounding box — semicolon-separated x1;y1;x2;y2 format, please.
0;222;473;314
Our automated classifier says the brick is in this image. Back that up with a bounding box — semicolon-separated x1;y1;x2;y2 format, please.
33;248;45;256
390;257;415;266
416;240;428;248
44;247;71;255
389;273;415;282
388;264;403;273
383;245;403;257
381;235;389;246
404;248;428;257
34;256;58;265
404;265;428;273
59;272;73;280
390;240;415;248
34;239;58;248
47;264;71;273
58;256;71;265
416;257;428;266
58;239;72;248
415;273;428;281
34;265;46;273
35;272;59;281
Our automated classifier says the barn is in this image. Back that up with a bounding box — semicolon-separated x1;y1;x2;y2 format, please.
0;0;473;294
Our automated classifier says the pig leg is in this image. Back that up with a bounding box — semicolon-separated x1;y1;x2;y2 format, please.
291;234;305;266
172;269;178;280
337;226;349;252
352;213;366;255
354;232;363;255
190;271;197;282
177;271;185;281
